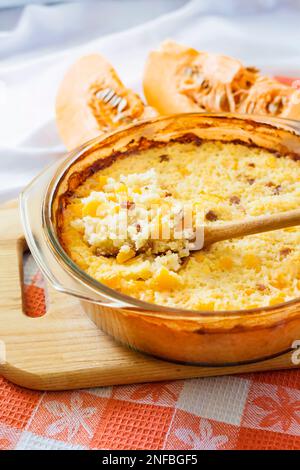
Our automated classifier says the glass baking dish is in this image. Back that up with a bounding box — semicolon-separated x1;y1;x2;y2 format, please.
20;113;300;365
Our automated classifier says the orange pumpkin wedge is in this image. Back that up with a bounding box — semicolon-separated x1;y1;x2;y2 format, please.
143;40;300;119
56;54;157;150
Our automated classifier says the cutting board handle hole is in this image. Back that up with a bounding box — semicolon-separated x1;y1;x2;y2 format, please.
21;248;48;318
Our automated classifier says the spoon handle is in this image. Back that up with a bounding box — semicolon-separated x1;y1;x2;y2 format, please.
203;208;300;247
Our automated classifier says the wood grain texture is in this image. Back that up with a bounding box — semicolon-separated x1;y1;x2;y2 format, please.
203;208;300;248
0;201;298;391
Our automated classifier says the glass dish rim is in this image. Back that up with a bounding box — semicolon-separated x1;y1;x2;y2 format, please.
42;111;300;320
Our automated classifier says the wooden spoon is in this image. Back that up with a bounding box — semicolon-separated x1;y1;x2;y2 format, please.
192;208;300;250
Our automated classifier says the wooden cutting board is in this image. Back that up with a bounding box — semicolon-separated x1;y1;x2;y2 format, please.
0;201;298;391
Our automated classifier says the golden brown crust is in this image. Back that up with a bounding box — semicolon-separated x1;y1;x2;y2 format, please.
83;301;300;364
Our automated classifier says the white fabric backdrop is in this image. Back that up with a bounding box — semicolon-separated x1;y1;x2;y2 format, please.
0;0;300;202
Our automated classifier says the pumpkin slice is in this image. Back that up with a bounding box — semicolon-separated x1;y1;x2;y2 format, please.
143;40;300;119
56;54;157;150
238;75;300;119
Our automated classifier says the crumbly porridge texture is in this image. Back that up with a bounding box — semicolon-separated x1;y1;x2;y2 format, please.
71;168;199;266
60;141;300;311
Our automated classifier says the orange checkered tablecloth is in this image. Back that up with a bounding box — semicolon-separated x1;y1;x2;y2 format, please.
0;254;300;450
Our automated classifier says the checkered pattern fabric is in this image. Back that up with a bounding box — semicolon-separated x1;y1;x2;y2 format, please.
1;253;300;450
